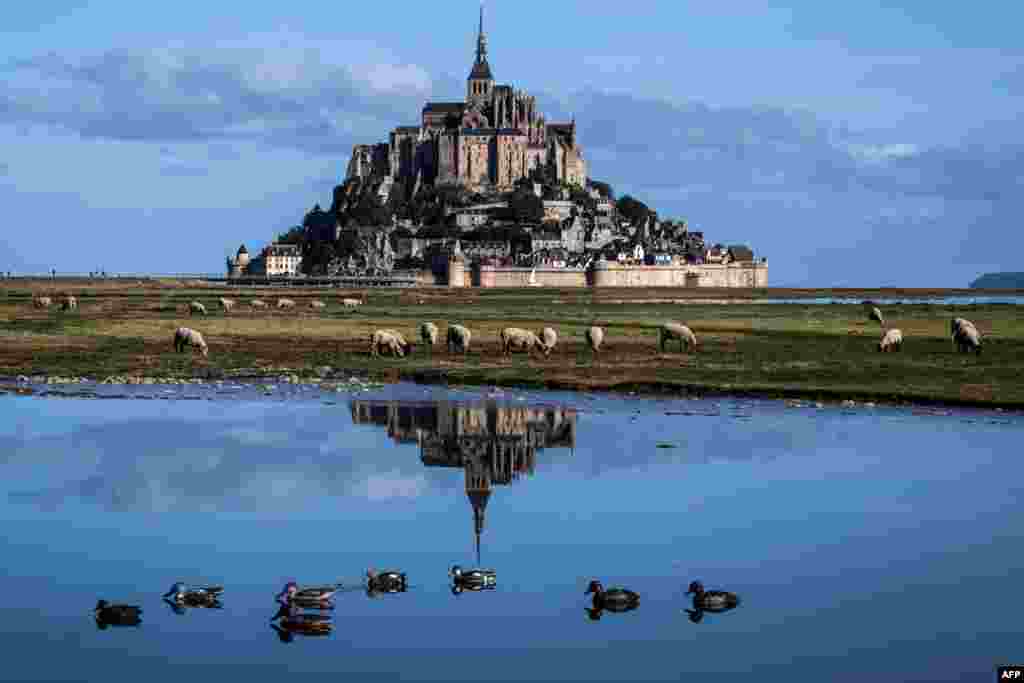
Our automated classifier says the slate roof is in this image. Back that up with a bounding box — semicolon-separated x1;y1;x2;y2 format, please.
423;102;466;114
469;60;494;80
728;245;754;262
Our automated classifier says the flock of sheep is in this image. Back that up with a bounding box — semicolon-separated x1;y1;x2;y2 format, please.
32;295;77;311
866;304;983;355
29;293;984;361
343;321;692;359
187;297;364;316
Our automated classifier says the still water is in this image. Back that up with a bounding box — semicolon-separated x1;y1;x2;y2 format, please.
0;383;1020;682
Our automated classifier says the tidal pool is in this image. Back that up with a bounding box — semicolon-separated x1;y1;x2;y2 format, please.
0;383;1020;682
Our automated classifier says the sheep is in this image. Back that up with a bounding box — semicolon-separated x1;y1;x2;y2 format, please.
219;297;236;313
342;298;363;309
877;328;903;353
585;326;605;353
953;323;983;355
250;299;267;309
380;329;411;351
61;295;78;312
173;327;209;357
659;322;697;353
420;322;439;347
276;298;296;310
189;301;207;316
369;330;410;358
310;300;327;311
33;296;52;309
447;324;471;353
950;318;976;349
500;327;550;357
540;327;558;353
868;306;884;325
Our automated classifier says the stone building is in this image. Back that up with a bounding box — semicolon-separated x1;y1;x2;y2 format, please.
346;6;587;192
226;242;302;278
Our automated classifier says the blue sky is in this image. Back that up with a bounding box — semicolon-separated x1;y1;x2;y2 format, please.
1;1;1021;285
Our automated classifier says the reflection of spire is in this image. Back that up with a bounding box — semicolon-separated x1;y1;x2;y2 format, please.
465;459;491;565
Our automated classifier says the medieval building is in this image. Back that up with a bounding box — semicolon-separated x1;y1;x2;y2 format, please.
346;6;587;192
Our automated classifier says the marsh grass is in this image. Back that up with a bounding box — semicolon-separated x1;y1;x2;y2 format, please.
1;284;1022;406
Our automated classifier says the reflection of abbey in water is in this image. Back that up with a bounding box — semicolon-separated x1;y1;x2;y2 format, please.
350;401;576;561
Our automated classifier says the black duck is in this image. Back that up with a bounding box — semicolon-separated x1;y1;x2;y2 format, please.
584;580;639;620
450;565;496;594
685;580;740;622
162;582;224;608
94;600;142;629
366;569;408;595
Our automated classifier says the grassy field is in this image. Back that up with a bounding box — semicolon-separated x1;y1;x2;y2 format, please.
2;282;1022;407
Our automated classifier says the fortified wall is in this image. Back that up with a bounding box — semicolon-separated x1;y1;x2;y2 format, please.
467;262;768;288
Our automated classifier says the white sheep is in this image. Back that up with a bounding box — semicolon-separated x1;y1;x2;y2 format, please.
501;327;550;357
33;296;52;309
173;327;209;357
61;295;78;312
951;318;977;349
447;324;471;353
342;298;363;309
421;322;439;347
540;327;557;353
380;329;411;350
310;300;327;311
370;330;410;358
954;323;983;355
250;299;267;309
189;301;207;316
878;328;903;352
219;297;236;313
276;298;296;310
659;322;697;352
585;326;605;353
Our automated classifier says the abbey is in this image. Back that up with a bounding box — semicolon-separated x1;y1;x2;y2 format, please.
345;7;587;191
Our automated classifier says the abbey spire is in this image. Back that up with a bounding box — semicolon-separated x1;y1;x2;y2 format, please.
467;3;494;107
476;3;488;65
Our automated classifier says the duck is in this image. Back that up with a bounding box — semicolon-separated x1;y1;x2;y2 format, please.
450;565;497;594
94;600;142;629
685;580;740;622
275;582;338;606
366;569;407;594
585;580;640;619
162;582;224;608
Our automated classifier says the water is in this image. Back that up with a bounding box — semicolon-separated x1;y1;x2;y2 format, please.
759;296;1024;305
1;383;1020;682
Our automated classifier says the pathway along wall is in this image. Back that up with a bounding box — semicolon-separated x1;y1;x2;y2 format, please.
473;262;767;288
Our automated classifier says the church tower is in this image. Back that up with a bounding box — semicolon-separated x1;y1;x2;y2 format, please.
466;4;494;110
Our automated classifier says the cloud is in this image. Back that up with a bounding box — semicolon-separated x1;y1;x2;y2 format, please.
0;46;436;155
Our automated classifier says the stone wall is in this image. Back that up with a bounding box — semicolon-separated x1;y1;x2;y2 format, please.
470;262;767;288
589;262;768;288
476;266;588;288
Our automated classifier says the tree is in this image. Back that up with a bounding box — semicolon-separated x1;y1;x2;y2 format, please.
588;179;614;200
616;195;653;227
276;225;305;245
509;189;544;223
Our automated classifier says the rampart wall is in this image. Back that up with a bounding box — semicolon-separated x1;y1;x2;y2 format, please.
471;262;768;288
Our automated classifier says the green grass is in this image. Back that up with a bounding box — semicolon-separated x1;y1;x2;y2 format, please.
1;286;1021;407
